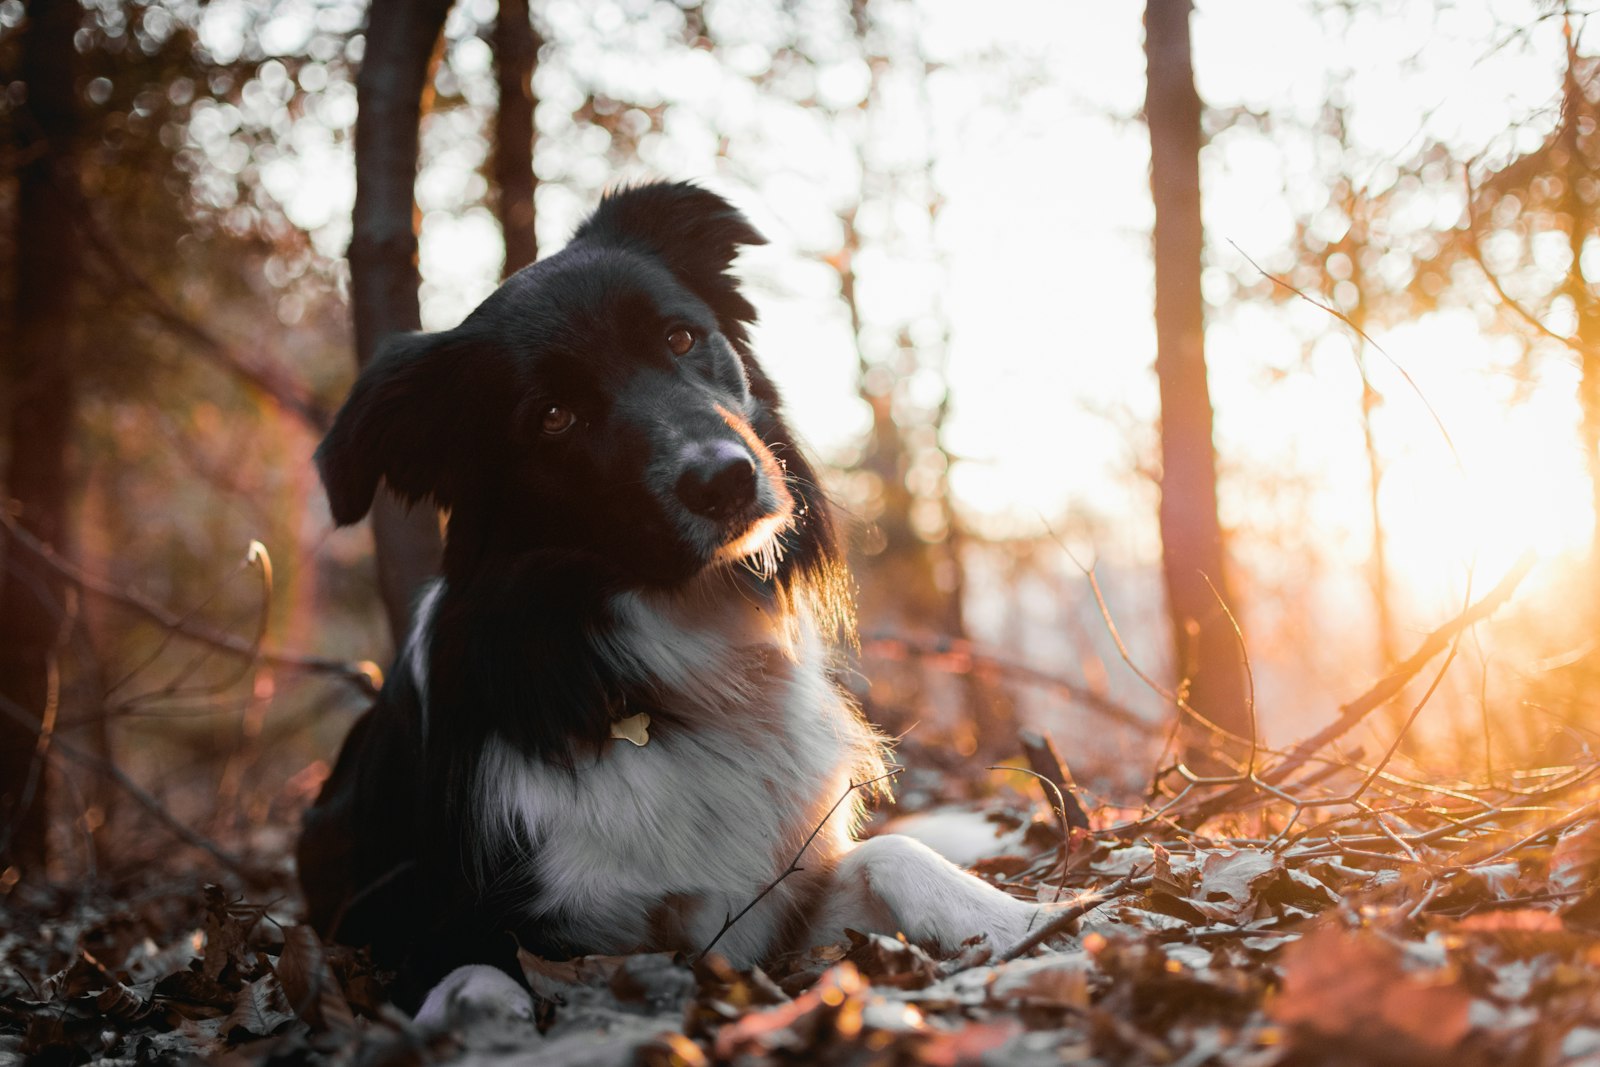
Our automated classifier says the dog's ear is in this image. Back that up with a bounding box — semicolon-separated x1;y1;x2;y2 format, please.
573;181;767;346
316;329;483;525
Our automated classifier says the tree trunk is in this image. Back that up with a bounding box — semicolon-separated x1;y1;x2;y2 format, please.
350;0;453;647
1556;24;1600;591
0;0;83;879
1357;350;1396;666
492;0;539;278
1143;0;1249;759
1347;224;1396;670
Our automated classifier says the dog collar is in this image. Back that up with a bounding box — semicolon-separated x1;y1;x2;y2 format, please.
609;711;651;747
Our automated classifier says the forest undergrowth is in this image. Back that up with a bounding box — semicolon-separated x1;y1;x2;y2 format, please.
5;550;1600;1066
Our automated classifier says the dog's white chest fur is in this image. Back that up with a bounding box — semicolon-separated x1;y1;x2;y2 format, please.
471;576;882;964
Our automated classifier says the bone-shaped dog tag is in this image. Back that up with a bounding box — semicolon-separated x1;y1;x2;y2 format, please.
609;712;651;747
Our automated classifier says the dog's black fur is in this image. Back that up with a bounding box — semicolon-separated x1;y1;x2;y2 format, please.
297;183;848;1007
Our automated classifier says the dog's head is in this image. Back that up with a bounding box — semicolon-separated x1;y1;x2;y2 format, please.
318;182;840;602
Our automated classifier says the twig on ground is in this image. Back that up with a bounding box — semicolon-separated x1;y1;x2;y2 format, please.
0;690;266;882
1171;552;1536;827
992;765;1075;920
1202;572;1258;777
996;867;1144;964
1017;730;1091;830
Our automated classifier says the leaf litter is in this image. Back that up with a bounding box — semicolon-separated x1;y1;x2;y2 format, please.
6;757;1600;1067
11;562;1600;1067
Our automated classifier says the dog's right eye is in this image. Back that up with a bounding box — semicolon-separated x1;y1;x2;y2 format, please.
666;327;696;357
540;406;577;436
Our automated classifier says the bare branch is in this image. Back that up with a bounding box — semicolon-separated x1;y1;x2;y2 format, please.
0;508;380;698
78;211;331;432
997;868;1143;964
1460;166;1585;356
862;633;1157;737
1182;553;1536;823
0;689;266;883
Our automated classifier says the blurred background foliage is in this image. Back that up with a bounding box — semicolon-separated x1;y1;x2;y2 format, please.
2;0;1600;880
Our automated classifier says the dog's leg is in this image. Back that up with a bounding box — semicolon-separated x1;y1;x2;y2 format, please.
814;834;1075;956
413;964;535;1030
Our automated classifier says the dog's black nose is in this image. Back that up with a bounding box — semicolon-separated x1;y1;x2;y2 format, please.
676;443;758;518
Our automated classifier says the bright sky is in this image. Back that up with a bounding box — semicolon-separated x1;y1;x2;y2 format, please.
213;0;1596;641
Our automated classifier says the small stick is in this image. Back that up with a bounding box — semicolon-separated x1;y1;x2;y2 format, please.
995;868;1144;965
698;767;902;961
1017;730;1091;830
991;765;1076;925
1182;553;1535;822
0;689;263;882
1201;573;1258;777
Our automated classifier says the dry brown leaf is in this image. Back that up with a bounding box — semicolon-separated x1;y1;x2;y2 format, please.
913;1019;1024;1066
843;930;940;990
1457;910;1564;933
274;924;355;1032
986;953;1093;1009
1198;848;1280;906
222;973;297;1040
1271;925;1473;1052
972;854;1032;878
712;962;865;1061
1552;820;1600;894
516;948;636;1001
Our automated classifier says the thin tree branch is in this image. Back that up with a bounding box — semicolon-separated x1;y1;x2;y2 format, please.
996;869;1143;964
1185;552;1535;820
862;633;1157;737
77;210;331;431
0;508;380;698
1460;167;1584;355
0;689;266;883
1229;239;1463;469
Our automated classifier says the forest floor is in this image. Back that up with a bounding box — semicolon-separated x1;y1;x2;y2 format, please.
6;568;1600;1065
7;734;1600;1067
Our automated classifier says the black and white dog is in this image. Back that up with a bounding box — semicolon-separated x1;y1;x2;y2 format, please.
298;182;1070;1017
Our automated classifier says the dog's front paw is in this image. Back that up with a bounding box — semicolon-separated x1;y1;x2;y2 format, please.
414;964;535;1030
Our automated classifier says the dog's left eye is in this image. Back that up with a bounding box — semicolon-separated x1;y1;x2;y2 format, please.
666;327;696;356
540;406;577;435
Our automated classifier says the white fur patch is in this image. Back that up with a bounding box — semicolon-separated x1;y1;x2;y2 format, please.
405;579;444;738
476;573;883;966
418;570;1076;1017
814;834;1072;955
413;964;534;1030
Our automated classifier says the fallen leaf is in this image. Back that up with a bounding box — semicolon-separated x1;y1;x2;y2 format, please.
200;885;254;984
986;952;1093;1009
1198;848;1280;906
1270;925;1473;1053
274;924;355;1032
843;930;940;990
223;973;298;1039
1552;820;1600;894
713;963;866;1061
